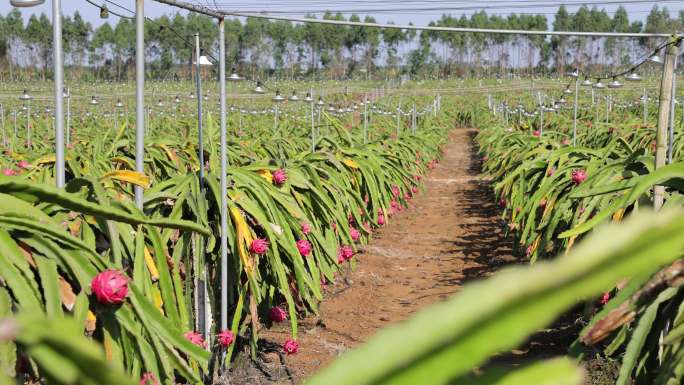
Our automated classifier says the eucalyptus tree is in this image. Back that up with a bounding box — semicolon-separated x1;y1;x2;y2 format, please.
25;13;52;80
63;11;92;80
381;22;408;78
89;22;114;79
551;5;571;74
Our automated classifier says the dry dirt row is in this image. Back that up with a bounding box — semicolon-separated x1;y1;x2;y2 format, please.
229;128;524;384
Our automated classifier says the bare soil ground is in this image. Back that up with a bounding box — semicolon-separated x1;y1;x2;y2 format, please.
227;128;589;385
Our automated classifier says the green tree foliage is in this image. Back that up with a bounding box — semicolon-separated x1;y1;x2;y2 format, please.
0;5;681;81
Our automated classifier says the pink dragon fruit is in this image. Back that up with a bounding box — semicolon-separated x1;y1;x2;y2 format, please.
337;245;354;263
350;227;360;242
250;238;269;255
217;329;235;347
377;214;385;225
391;185;401;197
532;130;541;137
300;222;312;235
296;239;312;257
272;169;287;185
184;331;206;348
283;338;299;355
269;306;287;323
17;160;29;169
140;372;159;385
571;169;587;185
2;168;15;176
91;270;129;305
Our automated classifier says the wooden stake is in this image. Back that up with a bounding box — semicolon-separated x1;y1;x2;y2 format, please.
654;38;680;210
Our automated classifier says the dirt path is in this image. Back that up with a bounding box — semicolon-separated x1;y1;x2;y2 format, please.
230;128;517;384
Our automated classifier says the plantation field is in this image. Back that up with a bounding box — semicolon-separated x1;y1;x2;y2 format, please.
1;69;684;385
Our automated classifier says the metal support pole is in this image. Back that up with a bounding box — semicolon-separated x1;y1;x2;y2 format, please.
274;105;279;133
218;18;228;332
572;77;579;146
194;32;208;340
667;56;678;164
363;94;368;144
66;90;71;147
606;92;610;124
395;105;400;138
134;0;145;209
0;104;4;147
411;103;416;134
310;101;315;151
27;100;31;148
53;0;65;187
540;106;544;136
643;88;648;125
195;33;205;184
654;40;679;211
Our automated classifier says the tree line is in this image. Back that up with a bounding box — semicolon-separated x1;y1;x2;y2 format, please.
0;5;682;82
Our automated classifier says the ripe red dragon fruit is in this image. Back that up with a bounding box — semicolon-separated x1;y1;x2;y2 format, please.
599;292;611;305
350;227;360;242
300;222;311;235
283;338;299;355
269;306;287;323
337;245;354;263
532;130;541;137
91;270;129;305
217;329;235;347
411;186;419;194
184;331;206;348
413;174;421;181
296;239;312;257
391;185;401;197
2;168;15;176
250;238;269;255
571;169;587;185
377;214;385;225
17;160;30;169
272;169;287;185
140;372;159;385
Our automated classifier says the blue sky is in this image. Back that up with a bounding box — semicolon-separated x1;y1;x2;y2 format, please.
1;1;683;27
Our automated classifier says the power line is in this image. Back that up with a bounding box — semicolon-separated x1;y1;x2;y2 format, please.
153;0;674;38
